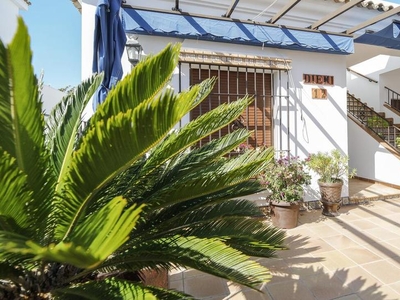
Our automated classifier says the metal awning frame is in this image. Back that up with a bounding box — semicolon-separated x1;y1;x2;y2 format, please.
310;0;364;30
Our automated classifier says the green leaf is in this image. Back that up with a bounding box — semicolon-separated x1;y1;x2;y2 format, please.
142;96;253;175
54;278;192;300
69;197;145;267
106;236;272;290
47;74;103;192
146;148;274;208
90;43;181;124
0;151;31;233
56;75;204;240
0;18;55;241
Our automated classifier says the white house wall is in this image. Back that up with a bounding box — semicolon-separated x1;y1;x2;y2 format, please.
348;118;400;186
81;1;351;201
283;51;349;200
0;0;28;44
380;68;400;119
41;85;66;115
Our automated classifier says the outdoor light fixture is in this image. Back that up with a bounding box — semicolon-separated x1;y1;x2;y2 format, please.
126;38;142;66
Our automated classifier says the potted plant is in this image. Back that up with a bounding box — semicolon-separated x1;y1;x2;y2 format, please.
258;155;311;229
307;149;356;216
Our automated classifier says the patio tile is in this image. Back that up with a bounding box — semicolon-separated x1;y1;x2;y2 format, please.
333;266;384;292
363;241;400;259
386;213;400;222
225;288;272;300
340;246;383;265
361;260;400;284
323;234;362;250
367;216;400;232
305;238;336;254
341;228;381;246
257;258;294;284
285;226;315;240
317;250;357;272
336;211;363;222
184;274;229;298
385;237;400;249
169;195;400;299
308;223;342;238
334;294;362;300
265;279;315;300
283;255;327;277
362;206;396;216
388;281;400;295
345;219;378;231
350;207;378;218
362;227;400;242
277;234;315;258
301;271;354;300
357;284;400;300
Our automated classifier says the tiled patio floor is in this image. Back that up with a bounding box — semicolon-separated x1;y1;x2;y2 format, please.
169;180;400;299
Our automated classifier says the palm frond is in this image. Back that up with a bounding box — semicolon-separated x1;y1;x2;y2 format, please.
131;180;264;234
90;43;181;124
103;236;272;290
130;199;285;258
141;96;253;175
54;278;192;300
146;148;273;208
0;230;39;265
47;74;102;188
0;151;33;235
0;19;56;241
56;79;205;240
68;197;144;268
1;197;143;270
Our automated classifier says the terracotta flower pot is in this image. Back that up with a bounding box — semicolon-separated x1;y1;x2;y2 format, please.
318;180;343;217
270;201;300;229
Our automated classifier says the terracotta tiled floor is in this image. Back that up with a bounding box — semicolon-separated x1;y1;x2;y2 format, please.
169;180;400;299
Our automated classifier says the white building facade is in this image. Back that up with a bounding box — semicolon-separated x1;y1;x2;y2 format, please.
0;0;28;44
80;0;400;200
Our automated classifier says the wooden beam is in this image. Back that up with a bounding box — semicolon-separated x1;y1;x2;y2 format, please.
222;0;240;18
346;6;400;34
268;0;301;24
310;0;363;30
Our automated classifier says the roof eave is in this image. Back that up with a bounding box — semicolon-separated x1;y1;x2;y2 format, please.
71;0;82;13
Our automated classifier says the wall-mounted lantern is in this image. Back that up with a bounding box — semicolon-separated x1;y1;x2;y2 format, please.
126;38;142;66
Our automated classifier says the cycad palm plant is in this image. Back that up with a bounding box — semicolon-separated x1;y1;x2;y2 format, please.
0;19;286;299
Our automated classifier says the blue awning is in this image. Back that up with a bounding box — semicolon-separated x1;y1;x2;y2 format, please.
122;8;354;55
355;21;400;50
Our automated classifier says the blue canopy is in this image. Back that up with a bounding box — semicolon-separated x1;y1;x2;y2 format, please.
92;0;127;111
355;21;400;50
122;8;354;55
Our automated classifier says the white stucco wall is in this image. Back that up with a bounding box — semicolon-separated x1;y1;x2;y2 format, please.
0;0;28;44
348;118;400;186
81;1;351;201
41;85;66;115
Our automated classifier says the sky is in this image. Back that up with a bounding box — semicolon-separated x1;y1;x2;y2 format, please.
21;2;82;90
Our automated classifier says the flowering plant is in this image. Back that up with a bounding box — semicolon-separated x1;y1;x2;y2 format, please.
258;156;311;203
